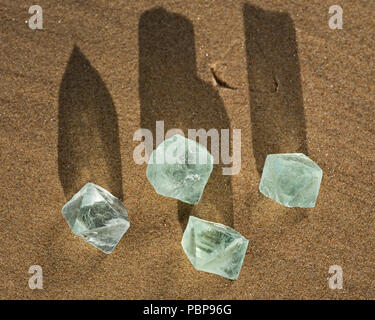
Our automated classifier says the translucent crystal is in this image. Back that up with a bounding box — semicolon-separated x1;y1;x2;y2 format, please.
146;134;213;204
259;153;323;208
62;183;130;254
181;216;249;280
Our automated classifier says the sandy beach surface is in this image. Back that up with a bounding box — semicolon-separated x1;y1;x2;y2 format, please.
0;0;374;299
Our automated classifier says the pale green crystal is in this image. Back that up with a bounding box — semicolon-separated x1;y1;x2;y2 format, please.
62;182;130;254
146;134;213;204
259;153;323;208
181;216;249;280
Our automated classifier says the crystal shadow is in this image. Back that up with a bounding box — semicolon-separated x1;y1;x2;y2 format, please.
243;3;308;176
58;45;123;200
138;7;233;229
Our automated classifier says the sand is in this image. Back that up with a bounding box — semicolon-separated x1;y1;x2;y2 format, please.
0;0;374;299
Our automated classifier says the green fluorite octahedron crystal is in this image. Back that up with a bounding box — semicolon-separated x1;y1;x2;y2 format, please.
259;153;323;208
181;216;249;280
62;183;130;254
146;134;213;204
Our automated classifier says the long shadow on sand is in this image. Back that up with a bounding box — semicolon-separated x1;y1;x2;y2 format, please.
139;7;233;230
58;45;123;200
243;3;308;176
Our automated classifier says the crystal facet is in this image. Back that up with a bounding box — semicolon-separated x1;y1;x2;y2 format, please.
259;153;323;208
146;134;213;204
181;216;249;280
62;182;130;254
